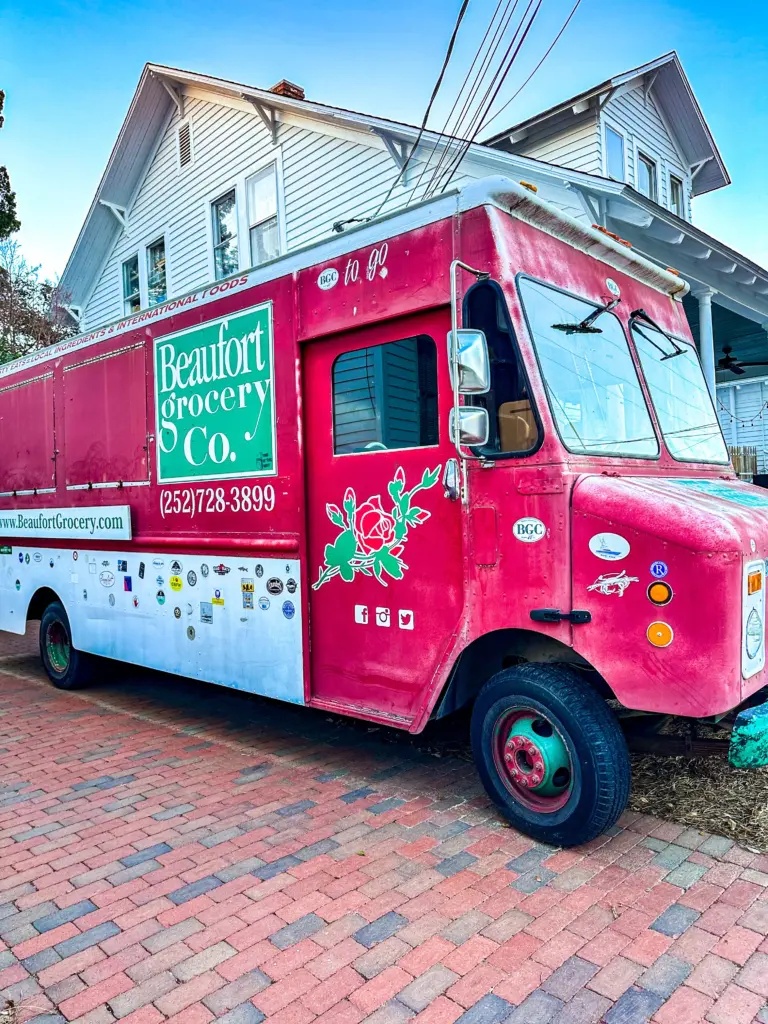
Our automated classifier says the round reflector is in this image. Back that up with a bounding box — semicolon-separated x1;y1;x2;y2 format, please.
647;581;673;606
647;621;674;648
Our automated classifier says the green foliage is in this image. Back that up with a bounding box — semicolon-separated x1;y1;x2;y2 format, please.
0;92;20;239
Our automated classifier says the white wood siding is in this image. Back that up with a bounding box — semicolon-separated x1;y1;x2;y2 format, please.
512;109;601;175
82;96;479;330
601;86;689;213
717;380;768;472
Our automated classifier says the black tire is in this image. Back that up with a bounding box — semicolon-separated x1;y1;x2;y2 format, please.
39;601;95;690
471;663;630;847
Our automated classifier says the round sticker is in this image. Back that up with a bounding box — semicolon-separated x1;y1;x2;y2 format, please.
33;552;42;563
108;593;115;607
286;578;297;594
650;561;668;579
73;551;78;561
589;533;630;561
49;559;54;568
512;517;546;543
200;563;210;578
267;577;284;596
258;596;270;610
187;626;195;640
255;564;264;578
170;575;183;592
152;558;164;569
606;278;620;297
317;267;339;291
24;553;30;564
174;606;181;619
18;552;23;562
99;571;115;588
14;579;20;591
282;600;295;620
82;589;87;600
156;589;166;605
187;570;197;586
133;596;140;608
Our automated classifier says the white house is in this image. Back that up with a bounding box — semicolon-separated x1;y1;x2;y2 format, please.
59;54;768;470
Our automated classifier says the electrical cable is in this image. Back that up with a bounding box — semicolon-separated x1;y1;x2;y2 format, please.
369;0;471;222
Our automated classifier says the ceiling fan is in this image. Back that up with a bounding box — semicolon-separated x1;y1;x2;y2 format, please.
717;346;768;375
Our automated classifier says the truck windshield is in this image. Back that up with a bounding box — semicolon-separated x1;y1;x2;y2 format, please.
631;321;729;464
518;278;659;458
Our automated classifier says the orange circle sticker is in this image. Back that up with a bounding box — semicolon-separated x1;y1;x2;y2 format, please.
647;621;673;648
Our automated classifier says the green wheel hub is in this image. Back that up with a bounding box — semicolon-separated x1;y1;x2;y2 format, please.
46;621;70;675
502;714;571;797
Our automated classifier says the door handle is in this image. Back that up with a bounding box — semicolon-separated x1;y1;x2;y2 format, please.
530;608;592;625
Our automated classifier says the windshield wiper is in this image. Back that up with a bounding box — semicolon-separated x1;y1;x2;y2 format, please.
631;308;685;360
552;297;620;335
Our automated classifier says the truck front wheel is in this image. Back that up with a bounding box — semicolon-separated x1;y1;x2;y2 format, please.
39;602;95;690
471;663;630;847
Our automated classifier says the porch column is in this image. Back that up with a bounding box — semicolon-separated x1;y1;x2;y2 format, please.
695;288;716;400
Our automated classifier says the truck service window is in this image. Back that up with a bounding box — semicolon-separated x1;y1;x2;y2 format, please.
464;280;539;455
632;321;729;464
518;278;659;458
332;336;438;455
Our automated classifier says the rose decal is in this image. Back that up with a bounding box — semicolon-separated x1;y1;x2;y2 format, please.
313;465;441;589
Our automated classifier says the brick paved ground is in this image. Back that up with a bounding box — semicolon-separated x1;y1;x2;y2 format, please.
0;630;767;1024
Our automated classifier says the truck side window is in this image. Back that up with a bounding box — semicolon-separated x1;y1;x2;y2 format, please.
332;335;438;454
465;281;540;455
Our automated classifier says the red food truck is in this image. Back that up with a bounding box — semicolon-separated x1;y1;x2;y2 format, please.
1;176;766;846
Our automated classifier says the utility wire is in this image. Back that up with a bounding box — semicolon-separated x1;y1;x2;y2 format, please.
426;0;543;198
482;0;584;135
411;0;520;205
369;0;470;221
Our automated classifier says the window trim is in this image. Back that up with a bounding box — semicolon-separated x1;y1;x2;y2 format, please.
629;315;729;465
634;145;659;202
330;334;440;458
245;160;283;267
145;234;168;307
210;188;240;282
515;272;661;462
121;252;141;316
462;278;544;460
602;120;627;183
668;172;686;219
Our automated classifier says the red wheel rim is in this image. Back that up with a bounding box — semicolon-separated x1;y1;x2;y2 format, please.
491;706;573;813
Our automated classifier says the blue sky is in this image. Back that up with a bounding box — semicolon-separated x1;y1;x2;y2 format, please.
2;0;767;279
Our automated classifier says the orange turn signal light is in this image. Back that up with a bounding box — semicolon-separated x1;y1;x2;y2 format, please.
647;581;673;606
647;621;674;648
748;571;762;596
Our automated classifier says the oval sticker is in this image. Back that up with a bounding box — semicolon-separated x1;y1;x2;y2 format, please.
512;517;546;543
589;533;630;561
99;571;115;588
317;268;339;291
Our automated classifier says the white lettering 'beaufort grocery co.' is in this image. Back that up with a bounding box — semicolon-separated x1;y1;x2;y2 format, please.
0;506;132;541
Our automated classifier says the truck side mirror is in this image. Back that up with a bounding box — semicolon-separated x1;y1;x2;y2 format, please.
450;407;489;447
448;329;491;394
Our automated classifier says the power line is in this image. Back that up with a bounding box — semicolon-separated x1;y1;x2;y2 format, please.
482;0;584;135
369;0;471;222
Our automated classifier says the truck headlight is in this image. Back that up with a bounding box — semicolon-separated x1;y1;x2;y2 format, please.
746;608;763;661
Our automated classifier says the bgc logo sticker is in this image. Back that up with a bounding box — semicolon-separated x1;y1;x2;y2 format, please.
512;517;546;543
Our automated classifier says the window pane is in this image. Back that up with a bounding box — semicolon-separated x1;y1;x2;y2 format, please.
214;240;239;280
605;127;625;181
146;238;167;306
632;322;728;463
247;166;277;226
518;278;658;458
637;154;657;200
122;255;140;314
332;336;438;454
213;191;237;245
250;217;280;266
670;176;684;217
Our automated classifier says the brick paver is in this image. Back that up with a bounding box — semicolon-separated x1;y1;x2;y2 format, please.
0;630;766;1024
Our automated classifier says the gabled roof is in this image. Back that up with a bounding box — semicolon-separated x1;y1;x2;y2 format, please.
482;52;730;197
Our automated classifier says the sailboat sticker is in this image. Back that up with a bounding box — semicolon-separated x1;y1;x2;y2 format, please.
589;533;630;561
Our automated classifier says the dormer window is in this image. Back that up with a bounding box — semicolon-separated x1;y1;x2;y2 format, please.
637;152;658;202
605;126;625;182
670;175;684;218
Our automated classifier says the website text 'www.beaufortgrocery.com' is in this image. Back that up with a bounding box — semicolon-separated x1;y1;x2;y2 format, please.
0;506;132;541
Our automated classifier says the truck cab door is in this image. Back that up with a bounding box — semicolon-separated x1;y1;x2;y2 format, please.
303;310;464;726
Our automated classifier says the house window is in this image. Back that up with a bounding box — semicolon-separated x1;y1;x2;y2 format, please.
246;165;280;266
146;238;167;306
637;153;658;201
122;255;140;315
212;190;239;279
332;336;438;455
605;126;625;181
670;175;684;217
